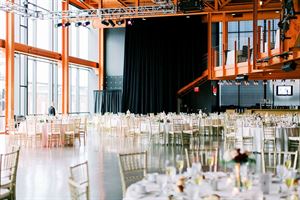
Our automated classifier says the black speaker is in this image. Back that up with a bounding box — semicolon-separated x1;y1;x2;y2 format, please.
282;61;297;72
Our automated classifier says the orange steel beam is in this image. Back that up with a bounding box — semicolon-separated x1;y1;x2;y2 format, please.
5;0;14;129
210;11;280;22
0;40;98;68
62;0;69;114
207;13;212;79
252;0;258;70
98;0;104;90
177;70;208;96
220;0;231;9
69;0;94;9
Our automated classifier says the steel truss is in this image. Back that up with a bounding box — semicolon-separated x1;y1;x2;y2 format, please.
0;0;175;20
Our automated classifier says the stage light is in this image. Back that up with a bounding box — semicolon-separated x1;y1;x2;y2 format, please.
282;61;297;72
75;22;82;27
127;19;133;26
55;22;63;28
82;21;90;27
116;19;124;25
64;22;71;27
108;19;115;27
101;20;109;26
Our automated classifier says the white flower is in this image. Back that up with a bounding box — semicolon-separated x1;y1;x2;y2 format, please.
223;150;233;162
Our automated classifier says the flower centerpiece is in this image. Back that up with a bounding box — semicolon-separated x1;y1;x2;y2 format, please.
223;149;255;190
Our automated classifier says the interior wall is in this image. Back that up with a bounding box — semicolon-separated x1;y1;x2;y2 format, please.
271;80;300;106
219;80;300;108
182;81;218;113
105;28;125;90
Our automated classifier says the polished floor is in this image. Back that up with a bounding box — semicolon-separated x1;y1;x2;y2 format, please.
0;128;265;200
0;128;188;200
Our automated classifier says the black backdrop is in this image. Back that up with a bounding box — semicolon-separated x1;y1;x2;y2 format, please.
122;16;207;114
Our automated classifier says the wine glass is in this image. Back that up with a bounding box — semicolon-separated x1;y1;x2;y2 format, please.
176;155;184;175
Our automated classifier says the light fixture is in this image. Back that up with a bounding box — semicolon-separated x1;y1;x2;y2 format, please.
259;0;263;6
263;80;268;85
253;80;259;86
127;19;133;26
108;19;115;27
63;22;71;27
116;19;124;25
101;20;109;26
75;22;82;27
55;22;63;28
82;21;90;27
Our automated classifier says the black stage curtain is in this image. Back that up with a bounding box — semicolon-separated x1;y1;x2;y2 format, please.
122;16;207;114
94;90;122;114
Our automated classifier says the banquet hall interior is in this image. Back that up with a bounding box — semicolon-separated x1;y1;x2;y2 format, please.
0;0;300;199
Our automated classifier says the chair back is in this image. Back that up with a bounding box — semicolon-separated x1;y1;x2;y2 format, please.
69;161;89;200
185;148;218;172
0;148;20;188
51;119;62;134
118;151;147;196
261;150;298;173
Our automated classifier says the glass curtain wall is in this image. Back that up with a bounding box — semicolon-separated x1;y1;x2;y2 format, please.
0;11;5;131
69;66;90;113
218;19;280;65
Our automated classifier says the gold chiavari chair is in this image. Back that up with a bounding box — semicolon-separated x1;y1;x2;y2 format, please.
0;147;20;200
118;151;147;197
79;117;87;145
261;150;298;174
26;118;42;148
69;161;90;200
185;148;218;172
263;125;276;152
64;121;75;146
48;119;62;147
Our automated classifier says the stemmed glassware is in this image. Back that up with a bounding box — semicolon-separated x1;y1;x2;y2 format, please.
176;155;184;175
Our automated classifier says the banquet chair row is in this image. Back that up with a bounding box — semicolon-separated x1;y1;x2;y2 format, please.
0;146;20;200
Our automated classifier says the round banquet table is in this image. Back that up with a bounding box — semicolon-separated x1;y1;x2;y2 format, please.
124;172;291;200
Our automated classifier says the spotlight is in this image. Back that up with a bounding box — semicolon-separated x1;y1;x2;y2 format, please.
63;22;71;27
108;19;115;27
282;61;297;72
116;19;124;25
253;80;259;86
101;20;109;26
127;19;133;26
75;22;82;27
263;80;268;85
82;21;90;27
55;22;63;28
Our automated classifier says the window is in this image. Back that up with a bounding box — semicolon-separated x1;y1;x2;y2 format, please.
79;69;89;112
0;51;5;132
70;67;78;113
69;66;90;113
36;62;50;114
0;11;5;39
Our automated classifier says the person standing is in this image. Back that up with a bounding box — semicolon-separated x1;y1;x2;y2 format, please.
48;102;56;116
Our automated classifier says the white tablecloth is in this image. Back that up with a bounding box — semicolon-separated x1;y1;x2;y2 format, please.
124;173;287;200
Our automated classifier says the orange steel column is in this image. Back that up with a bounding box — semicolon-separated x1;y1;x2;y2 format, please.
207;13;212;80
62;0;69;114
5;0;15;128
98;0;104;90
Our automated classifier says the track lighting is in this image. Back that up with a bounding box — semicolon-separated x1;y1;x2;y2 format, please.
55;22;63;28
116;19;124;25
75;22;82;27
63;22;71;27
82;21;90;27
108;19;115;27
101;20;109;26
127;19;133;26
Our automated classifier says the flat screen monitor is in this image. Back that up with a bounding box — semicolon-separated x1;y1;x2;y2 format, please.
276;85;293;96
